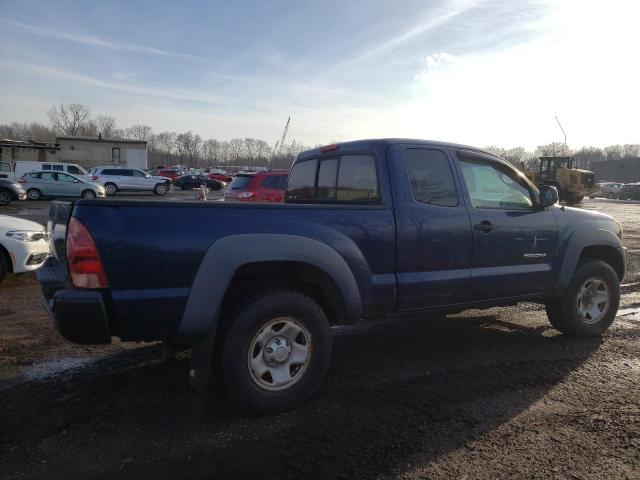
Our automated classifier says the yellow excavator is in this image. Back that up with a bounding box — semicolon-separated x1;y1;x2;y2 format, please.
523;156;597;205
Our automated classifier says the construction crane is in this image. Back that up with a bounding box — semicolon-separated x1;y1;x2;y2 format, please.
274;116;290;156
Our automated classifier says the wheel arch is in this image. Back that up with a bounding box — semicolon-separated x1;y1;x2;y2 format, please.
0;243;13;273
553;229;625;296
177;234;363;344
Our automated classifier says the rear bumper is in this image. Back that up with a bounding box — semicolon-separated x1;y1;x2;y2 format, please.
37;258;111;345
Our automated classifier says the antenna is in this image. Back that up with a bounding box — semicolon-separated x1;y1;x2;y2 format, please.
555;115;567;146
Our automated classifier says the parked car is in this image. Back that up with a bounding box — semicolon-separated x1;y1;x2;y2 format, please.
207;172;233;183
0;179;26;206
18;172;106;200
88;167;171;196
38;139;626;414
224;171;288;202
157;169;184;180
590;182;624;199
172;174;223;190
0;161;92;183
0;215;49;281
618;183;640;200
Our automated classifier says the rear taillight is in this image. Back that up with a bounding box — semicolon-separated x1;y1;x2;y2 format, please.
91;175;98;181
66;217;109;288
238;191;256;199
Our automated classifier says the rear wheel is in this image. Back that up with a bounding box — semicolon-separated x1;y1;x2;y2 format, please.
26;189;41;200
81;189;96;199
0;189;13;206
154;183;168;195
218;290;332;414
546;259;619;336
104;183;117;196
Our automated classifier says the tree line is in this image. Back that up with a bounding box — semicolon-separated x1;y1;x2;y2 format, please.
1;103;639;171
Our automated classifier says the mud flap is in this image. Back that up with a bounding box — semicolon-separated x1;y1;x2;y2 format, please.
189;328;217;394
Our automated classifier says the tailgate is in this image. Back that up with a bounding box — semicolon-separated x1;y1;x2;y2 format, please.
47;200;75;262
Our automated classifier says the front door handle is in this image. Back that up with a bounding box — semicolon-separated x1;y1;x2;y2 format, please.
474;221;495;233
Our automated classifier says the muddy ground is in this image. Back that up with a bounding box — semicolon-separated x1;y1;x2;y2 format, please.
1;198;639;479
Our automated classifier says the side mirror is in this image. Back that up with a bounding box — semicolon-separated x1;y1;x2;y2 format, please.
73;179;80;183
539;185;559;208
146;174;151;178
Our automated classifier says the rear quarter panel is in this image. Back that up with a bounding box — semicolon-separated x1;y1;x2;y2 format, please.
73;200;396;340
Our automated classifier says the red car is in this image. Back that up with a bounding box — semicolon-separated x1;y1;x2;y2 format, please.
224;171;288;203
207;172;233;183
157;169;183;179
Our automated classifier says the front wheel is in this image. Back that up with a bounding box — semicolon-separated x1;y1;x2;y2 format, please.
154;183;168;195
81;189;96;199
546;259;620;337
218;290;332;414
0;189;13;206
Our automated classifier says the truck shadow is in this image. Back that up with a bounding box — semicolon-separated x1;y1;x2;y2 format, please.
1;313;601;479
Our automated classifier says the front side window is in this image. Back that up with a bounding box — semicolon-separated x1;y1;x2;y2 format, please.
405;149;457;207
458;158;533;210
58;173;76;183
119;169;133;177
132;170;146;177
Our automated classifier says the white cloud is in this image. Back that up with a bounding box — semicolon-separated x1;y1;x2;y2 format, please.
0;17;211;63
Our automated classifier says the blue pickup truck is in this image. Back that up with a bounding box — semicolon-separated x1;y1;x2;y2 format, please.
38;139;626;413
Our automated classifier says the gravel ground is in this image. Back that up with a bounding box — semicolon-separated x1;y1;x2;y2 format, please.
0;198;639;479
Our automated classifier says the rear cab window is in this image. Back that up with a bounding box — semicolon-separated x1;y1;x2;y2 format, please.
286;154;379;203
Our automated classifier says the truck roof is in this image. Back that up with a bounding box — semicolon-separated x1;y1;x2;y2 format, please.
297;138;495;161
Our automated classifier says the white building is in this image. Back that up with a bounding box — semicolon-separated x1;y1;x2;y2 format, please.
57;136;147;170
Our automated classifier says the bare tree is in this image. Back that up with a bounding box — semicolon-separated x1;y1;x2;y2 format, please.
229;138;245;164
47;103;91;136
201;139;222;165
604;145;623;161
126;125;153;141
155;131;176;163
95;115;118;138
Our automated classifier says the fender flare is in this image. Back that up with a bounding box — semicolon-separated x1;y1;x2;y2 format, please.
553;228;625;296
177;233;363;343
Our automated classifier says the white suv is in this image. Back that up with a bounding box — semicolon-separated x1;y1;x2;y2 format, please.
89;167;171;196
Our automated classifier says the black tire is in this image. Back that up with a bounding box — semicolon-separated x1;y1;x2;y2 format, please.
0;249;9;282
154;183;168;195
26;188;41;200
218;289;332;414
81;189;96;199
0;188;13;206
104;183;117;196
545;259;620;337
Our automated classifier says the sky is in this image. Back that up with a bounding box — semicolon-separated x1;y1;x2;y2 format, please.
0;0;638;150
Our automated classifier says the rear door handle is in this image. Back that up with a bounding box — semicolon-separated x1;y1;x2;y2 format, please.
474;221;495;233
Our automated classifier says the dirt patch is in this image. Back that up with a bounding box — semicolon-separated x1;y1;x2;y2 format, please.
0;198;639;479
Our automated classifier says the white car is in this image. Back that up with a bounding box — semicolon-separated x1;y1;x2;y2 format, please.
0;215;50;281
88;167;170;196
